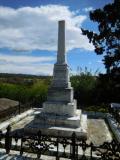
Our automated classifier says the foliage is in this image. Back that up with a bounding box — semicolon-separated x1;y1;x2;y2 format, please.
0;83;19;100
95;74;120;104
71;68;97;105
0;79;49;106
82;0;120;74
29;80;48;107
84;105;109;112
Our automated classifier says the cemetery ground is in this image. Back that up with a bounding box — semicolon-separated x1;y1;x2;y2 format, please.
0;107;117;160
0;117;113;160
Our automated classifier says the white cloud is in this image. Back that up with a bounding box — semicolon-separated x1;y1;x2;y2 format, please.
0;62;54;75
0;53;55;75
0;53;55;63
83;7;94;12
0;5;94;52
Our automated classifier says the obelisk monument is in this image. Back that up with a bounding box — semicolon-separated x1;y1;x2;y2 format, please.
43;20;76;116
25;20;87;139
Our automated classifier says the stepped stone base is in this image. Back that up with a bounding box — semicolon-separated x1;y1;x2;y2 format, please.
24;109;87;139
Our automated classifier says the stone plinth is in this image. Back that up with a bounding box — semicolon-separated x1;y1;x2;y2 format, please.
43;100;76;116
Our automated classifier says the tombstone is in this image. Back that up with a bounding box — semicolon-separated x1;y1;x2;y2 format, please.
25;20;87;139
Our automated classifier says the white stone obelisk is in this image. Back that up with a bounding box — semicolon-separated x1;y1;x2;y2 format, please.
43;20;76;116
25;20;87;140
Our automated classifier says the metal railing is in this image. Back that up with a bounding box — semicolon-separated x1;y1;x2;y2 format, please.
0;125;120;160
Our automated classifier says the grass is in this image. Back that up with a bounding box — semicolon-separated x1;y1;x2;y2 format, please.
79;104;109;113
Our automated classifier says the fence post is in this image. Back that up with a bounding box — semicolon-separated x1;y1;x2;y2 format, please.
56;137;59;160
5;125;12;154
71;132;76;160
90;142;93;159
37;130;42;159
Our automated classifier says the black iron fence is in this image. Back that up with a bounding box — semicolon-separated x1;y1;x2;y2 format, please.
0;125;120;160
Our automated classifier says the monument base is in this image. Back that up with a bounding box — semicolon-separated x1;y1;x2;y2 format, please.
43;99;77;117
24;108;87;139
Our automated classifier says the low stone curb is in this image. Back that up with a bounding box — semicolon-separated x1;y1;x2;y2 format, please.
107;115;120;143
0;109;34;131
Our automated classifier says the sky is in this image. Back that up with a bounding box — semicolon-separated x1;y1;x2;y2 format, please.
0;0;113;75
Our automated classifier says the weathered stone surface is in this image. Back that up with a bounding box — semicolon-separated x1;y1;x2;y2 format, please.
51;64;71;88
47;87;73;103
34;109;81;128
0;109;34;131
88;118;112;145
43;100;76;116
25;110;87;139
107;115;120;143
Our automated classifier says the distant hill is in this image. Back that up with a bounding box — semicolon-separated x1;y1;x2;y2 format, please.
0;73;51;79
0;73;52;85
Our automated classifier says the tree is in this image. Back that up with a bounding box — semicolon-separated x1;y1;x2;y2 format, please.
82;0;120;74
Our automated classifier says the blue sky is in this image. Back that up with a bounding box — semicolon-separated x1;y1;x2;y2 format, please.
0;0;113;75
